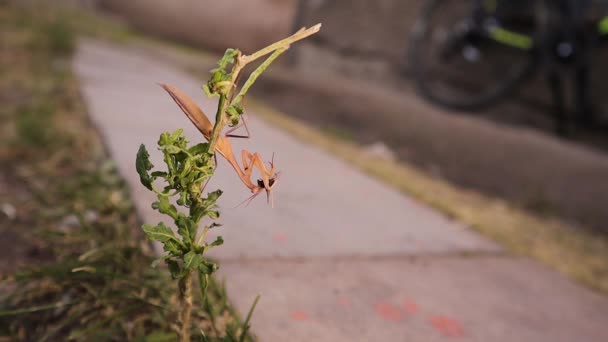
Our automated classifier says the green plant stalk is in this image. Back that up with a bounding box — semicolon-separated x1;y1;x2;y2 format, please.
208;47;286;154
206;24;321;153
198;272;220;337
179;272;194;342
207;93;228;154
231;47;287;108
240;23;321;64
238;295;260;342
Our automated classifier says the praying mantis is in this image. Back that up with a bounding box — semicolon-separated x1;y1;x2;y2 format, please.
160;83;278;207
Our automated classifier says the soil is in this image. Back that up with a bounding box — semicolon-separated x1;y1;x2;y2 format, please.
0;166;52;275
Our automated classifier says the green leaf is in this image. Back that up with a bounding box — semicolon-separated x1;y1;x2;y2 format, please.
176;191;187;206
202;83;216;98
152;195;178;220
208;222;222;229
226;104;244;122
206;189;223;203
210;69;225;82
136;144;154;190
188;143;209;155
217;48;239;69
176;215;193;245
158;132;171;146
183;251;203;271
179;159;192;177
170;128;184;141
206;210;220;220
208;236;224;248
151;171;167;178
163;240;183;256
198;260;219;275
142;222;177;243
162;145;182;155
166;259;183;279
239;295;261;342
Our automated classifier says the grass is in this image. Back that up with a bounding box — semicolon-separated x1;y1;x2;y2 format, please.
0;3;249;341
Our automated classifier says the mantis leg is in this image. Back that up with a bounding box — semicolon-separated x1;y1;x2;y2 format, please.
225;115;251;139
250;153;277;207
241;150;275;189
251;152;273;190
241;150;256;177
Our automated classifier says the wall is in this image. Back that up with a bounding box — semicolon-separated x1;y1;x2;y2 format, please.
100;0;297;54
292;0;424;80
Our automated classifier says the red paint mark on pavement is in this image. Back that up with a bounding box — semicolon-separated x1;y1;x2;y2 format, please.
273;233;288;242
338;297;351;307
402;299;419;315
291;311;309;321
430;315;465;338
373;302;402;322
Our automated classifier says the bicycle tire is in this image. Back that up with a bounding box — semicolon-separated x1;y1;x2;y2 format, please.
408;0;539;110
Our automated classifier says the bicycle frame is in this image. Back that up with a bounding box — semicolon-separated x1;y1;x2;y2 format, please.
472;0;608;52
409;0;608;131
474;0;535;50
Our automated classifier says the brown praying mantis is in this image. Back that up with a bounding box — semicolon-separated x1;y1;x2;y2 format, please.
160;83;279;207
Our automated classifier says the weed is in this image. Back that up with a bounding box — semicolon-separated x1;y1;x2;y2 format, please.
15;103;55;147
136;25;320;341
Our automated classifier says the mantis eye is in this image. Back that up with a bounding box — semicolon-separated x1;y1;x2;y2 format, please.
257;178;276;189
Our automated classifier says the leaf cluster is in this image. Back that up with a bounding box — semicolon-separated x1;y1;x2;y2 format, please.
202;49;244;127
202;48;239;98
136;130;223;280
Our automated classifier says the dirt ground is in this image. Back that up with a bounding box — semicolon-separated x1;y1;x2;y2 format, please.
0;171;50;274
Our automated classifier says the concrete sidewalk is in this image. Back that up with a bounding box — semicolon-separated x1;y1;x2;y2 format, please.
74;39;608;342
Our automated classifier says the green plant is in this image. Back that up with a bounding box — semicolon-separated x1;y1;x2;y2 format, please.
135;25;321;341
0;4;258;341
16;103;55;147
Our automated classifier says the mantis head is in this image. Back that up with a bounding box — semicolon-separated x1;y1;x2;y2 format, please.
256;171;280;207
238;154;280;208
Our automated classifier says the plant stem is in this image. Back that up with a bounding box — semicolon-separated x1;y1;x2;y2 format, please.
206;23;321;154
240;24;321;64
231;47;288;108
207;93;228;154
198;272;220;336
179;271;193;342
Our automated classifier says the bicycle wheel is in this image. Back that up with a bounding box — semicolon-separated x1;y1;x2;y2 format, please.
408;0;539;110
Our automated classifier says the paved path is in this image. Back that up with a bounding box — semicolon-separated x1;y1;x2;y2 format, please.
74;39;608;342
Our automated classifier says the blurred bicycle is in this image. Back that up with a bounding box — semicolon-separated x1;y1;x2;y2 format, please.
408;0;608;133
